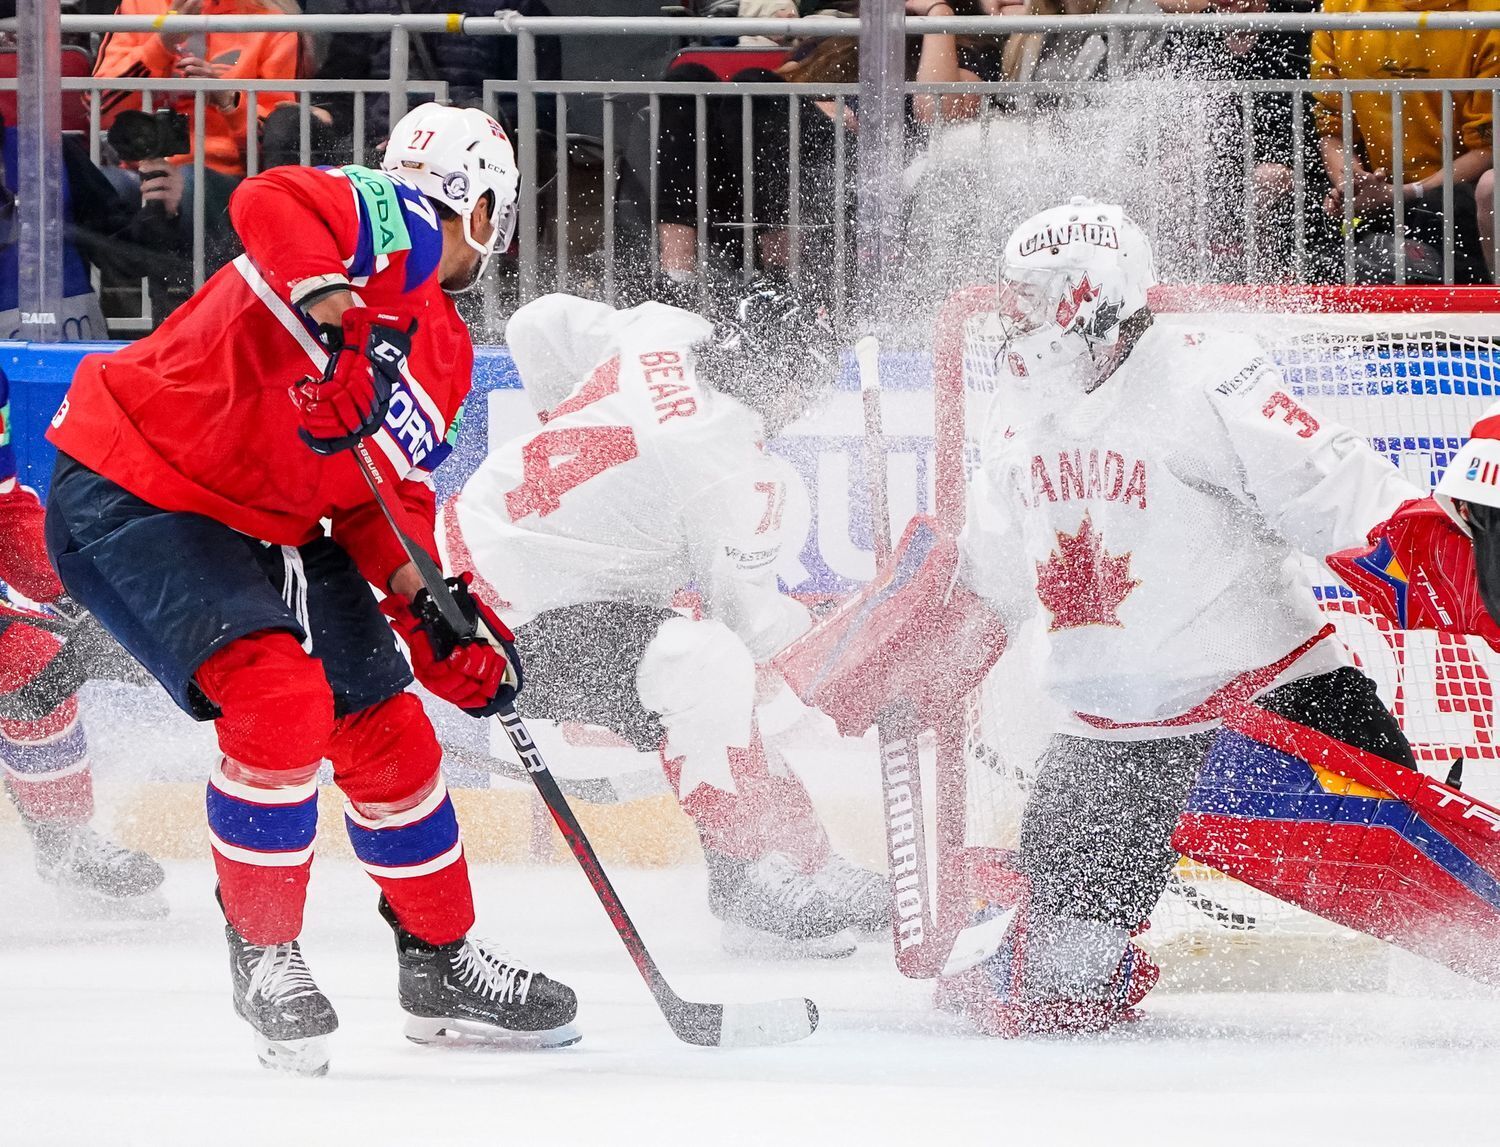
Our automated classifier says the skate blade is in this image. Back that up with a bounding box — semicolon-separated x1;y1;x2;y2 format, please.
403;1015;583;1050
720;920;857;961
253;1033;331;1077
55;886;170;921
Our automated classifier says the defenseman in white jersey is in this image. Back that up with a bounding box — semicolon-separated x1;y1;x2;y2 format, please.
452;286;888;958
783;199;1425;1033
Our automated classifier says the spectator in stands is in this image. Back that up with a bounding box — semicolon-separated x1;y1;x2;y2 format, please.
654;7;1006;295
88;0;305;324
1313;0;1499;283
1159;0;1319;280
1002;0;1163;84
261;0;559;170
91;0;306;178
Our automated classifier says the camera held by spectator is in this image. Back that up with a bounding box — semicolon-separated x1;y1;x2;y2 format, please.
105;109;192;164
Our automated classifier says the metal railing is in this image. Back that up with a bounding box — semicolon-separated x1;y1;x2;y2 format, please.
8;11;1500;339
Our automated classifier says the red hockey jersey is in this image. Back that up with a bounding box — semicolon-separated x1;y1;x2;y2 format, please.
49;165;474;591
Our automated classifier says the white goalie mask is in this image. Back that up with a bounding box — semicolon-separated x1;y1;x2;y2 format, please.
995;198;1156;389
383;103;520;292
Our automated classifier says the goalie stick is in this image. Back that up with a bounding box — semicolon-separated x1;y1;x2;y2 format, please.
857;337;947;978
856;340;1014;980
351;440;819;1048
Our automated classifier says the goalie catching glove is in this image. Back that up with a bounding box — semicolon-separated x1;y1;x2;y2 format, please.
291;307;417;455
774;516;1008;737
382;572;523;717
1326;496;1500;652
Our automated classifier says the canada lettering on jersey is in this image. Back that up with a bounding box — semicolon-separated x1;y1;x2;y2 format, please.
1018;448;1148;510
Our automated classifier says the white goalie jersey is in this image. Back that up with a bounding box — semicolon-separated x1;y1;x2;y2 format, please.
454;294;812;662
960;320;1423;733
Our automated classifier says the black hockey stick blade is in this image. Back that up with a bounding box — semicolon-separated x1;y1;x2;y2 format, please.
495;707;819;1048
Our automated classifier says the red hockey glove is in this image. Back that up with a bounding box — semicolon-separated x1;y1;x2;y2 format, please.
382;572;522;717
290;307;417;456
1326;496;1500;653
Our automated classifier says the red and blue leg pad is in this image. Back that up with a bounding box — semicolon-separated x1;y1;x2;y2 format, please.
1177;704;1500;983
330;692;473;946
206;757;321;944
0;695;93;825
197;632;337;945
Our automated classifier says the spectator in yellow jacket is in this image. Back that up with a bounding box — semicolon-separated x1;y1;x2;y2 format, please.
1313;0;1498;277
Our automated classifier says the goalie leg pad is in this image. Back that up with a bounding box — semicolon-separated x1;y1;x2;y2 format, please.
773;516;1008;737
1180;671;1500;984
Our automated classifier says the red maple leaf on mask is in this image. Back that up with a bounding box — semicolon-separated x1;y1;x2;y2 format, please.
1034;511;1140;630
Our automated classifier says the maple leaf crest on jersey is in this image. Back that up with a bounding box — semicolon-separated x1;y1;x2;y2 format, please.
1034;511;1139;630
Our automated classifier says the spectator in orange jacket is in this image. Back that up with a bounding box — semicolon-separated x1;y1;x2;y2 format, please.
92;0;305;178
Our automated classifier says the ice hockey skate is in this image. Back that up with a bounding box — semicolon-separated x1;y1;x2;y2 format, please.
811;852;891;937
380;897;581;1049
224;920;339;1077
706;849;865;960
23;817;168;918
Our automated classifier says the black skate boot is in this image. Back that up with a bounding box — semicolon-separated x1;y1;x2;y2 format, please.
224;918;339;1076
379;897;580;1049
812;852;892;937
706;849;858;960
26;818;167;916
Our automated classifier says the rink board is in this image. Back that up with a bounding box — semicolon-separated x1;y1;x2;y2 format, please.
6;336;1500;870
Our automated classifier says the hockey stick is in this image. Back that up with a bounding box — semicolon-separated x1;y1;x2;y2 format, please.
856;337;945;978
350;441;819;1048
439;738;671;805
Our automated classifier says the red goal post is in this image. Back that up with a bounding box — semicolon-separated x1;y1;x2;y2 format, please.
920;283;1500;987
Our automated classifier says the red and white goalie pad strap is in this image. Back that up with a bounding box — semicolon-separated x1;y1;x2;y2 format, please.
1179;704;1500;985
1326;496;1500;653
773;516;1008;738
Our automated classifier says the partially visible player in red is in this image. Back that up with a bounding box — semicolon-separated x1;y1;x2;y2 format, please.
44;103;578;1075
0;371;164;911
1329;406;1500;654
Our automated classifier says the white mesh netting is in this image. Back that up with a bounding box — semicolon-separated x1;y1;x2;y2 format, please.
936;287;1500;989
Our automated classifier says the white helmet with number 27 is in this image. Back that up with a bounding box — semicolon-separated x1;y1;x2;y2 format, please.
382;102;520;289
995;198;1156;388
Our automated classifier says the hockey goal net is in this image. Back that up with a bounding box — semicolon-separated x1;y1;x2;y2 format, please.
930;285;1500;990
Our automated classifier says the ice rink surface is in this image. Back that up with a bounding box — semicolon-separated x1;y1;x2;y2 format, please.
5;851;1500;1147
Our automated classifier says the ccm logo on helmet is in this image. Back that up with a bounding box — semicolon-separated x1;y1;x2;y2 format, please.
1018;222;1120;257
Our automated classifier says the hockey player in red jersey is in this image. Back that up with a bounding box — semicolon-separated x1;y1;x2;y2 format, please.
1330;409;1500;653
44;103;577;1074
0;370;164;910
450;286;890;959
781;199;1429;1036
